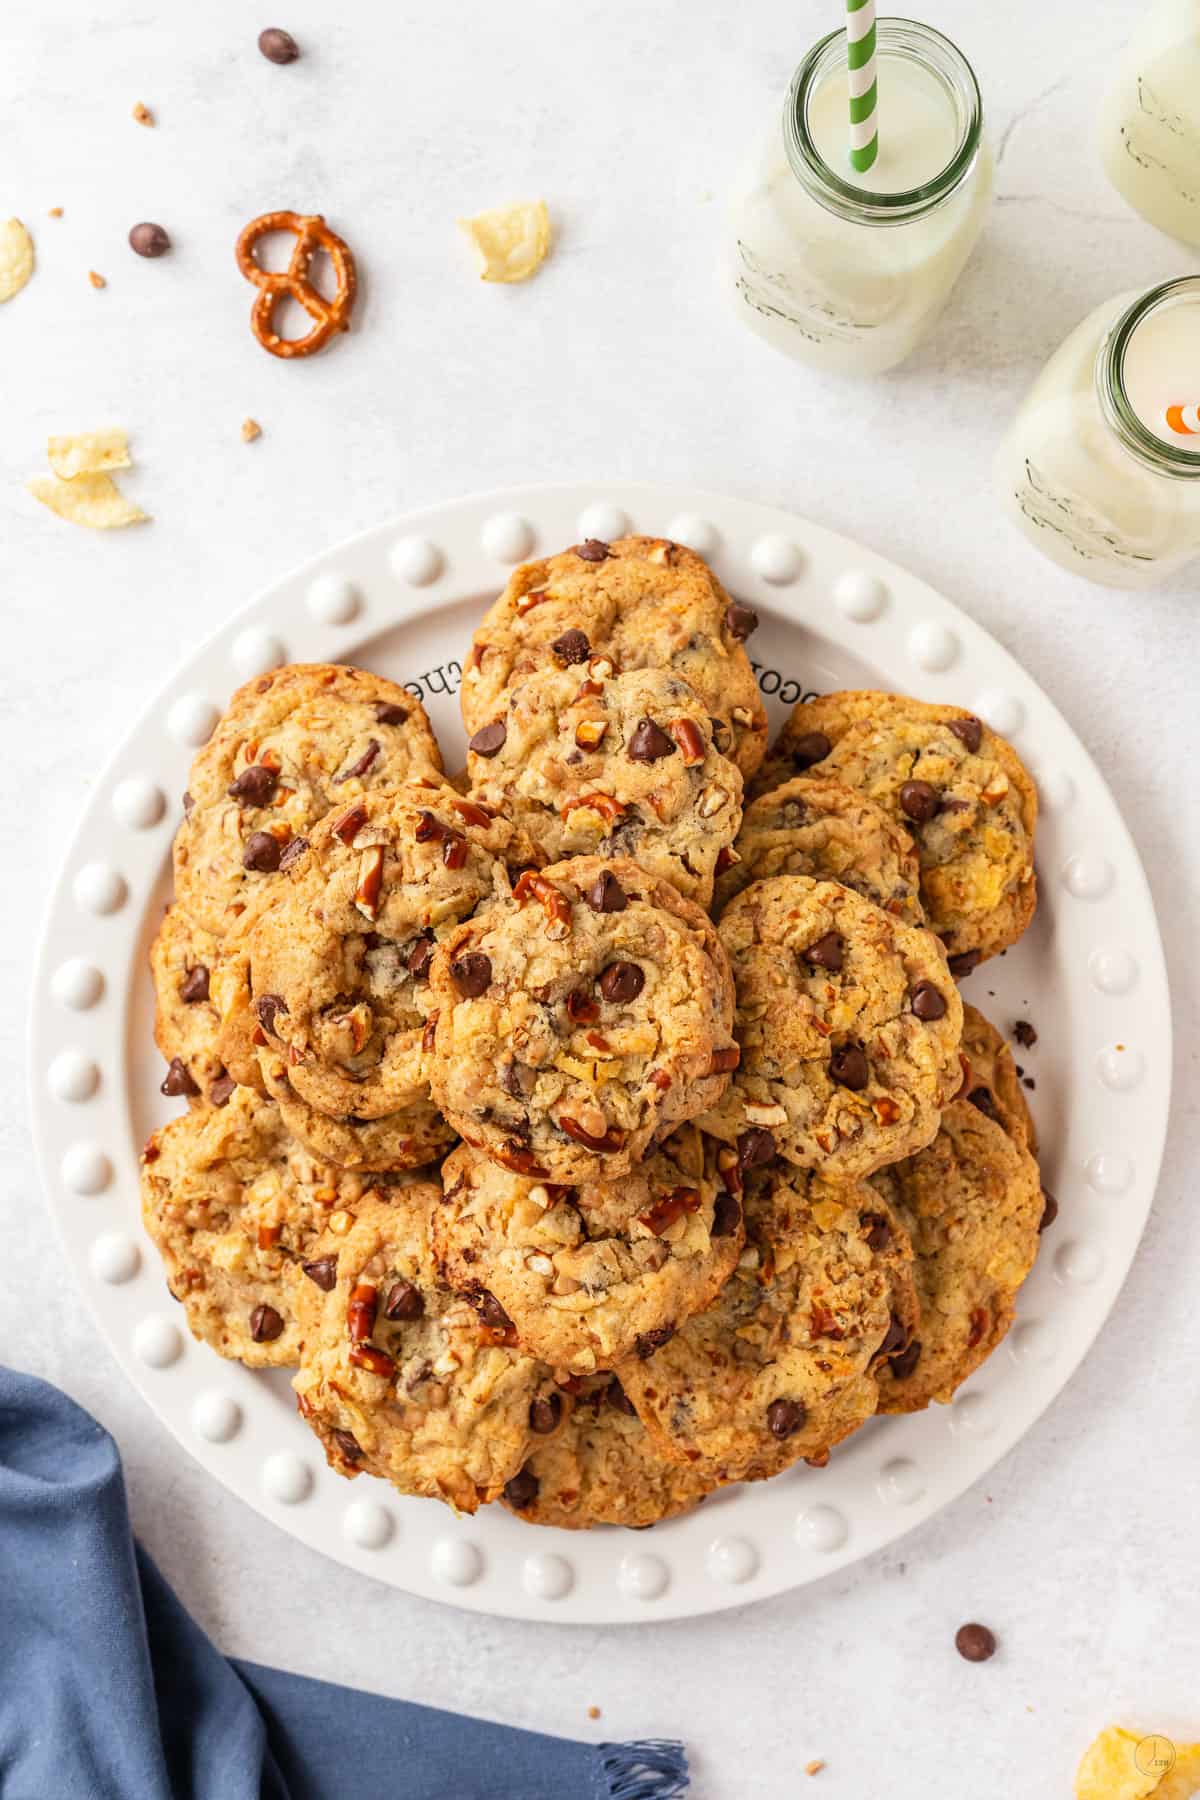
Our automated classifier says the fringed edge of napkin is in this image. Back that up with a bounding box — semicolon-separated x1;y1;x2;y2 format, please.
597;1738;689;1797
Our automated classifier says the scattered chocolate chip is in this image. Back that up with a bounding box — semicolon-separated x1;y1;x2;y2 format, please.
1039;1192;1058;1232
899;779;940;823
599;959;644;1004
1012;1019;1038;1049
473;1289;515;1333
711;1190;741;1238
878;1313;909;1357
503;1467;539;1508
330;1429;362;1463
242;831;282;872
279;836;308;871
949;716;983;753
801;931;843;972
635;1324;675;1359
383;1280;424;1320
575;539;609;562
861;1212;891;1252
180;965;210;1004
254;993;288;1036
725;601;759;641
129;221;170;258
829;1043;869;1090
888;1339;922;1380
607;1377;637;1416
910;980;947;1021
450;952;491;998
955;1623;996;1663
335;739;380;782
160;1056;198;1098
258;26;300;62
249;1303;284;1343
551;628;591;666
406;934;435;978
1023;1076;1036;1091
468;720;507;757
737;1127;776;1170
529;1394;563;1434
949;949;981;979
967;1085;999;1122
227;763;278;805
301;1255;338;1291
789;731;831;771
374;701;409;725
209;1073;236;1107
584;869;627;913
766;1398;807;1439
626;717;675;763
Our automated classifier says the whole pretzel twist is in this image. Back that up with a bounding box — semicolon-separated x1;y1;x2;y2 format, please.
235;211;358;359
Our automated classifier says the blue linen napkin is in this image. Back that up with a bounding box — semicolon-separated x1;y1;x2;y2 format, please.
0;1367;688;1799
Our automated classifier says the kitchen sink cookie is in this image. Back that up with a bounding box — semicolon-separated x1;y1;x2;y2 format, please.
871;1099;1043;1413
960;1003;1037;1154
140;1086;371;1367
427;856;737;1184
150;903;237;1109
617;1161;917;1482
461;535;768;779
173;663;443;937
712;775;923;923
435;1126;742;1375
292;1192;557;1511
256;1055;457;1173
465;663;742;907
501;1374;719;1529
750;692;1037;966
700;875;962;1182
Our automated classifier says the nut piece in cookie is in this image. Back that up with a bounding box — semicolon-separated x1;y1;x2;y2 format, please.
435;1125;743;1375
871;1099;1043;1413
461;536;768;779
173;663;443;936
714;774;923;923
466;664;743;907
616;1160;917;1483
427;855;737;1184
150;903;238;1110
960;1002;1037;1154
701;875;963;1182
292;1191;556;1511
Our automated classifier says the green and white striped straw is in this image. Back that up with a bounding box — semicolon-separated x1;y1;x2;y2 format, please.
846;0;879;174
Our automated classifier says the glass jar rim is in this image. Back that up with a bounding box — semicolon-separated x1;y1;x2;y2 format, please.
783;18;984;226
1098;278;1200;480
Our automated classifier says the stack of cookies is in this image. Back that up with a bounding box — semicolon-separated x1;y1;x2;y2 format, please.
142;535;1051;1528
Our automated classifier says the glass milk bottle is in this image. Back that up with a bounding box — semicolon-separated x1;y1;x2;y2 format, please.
995;278;1200;589
730;20;993;375
1099;0;1200;246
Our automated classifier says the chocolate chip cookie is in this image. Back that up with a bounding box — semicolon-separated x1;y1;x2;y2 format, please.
461;536;768;779
427;855;737;1184
435;1127;742;1375
617;1161;917;1481
700;875;963;1182
466;663;743;907
713;775;923;922
173;663;443;936
292;1191;557;1511
871;1099;1043;1413
150;903;237;1109
751;692;1037;966
961;1002;1037;1154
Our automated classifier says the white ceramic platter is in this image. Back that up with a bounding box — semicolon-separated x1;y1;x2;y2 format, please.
28;483;1170;1624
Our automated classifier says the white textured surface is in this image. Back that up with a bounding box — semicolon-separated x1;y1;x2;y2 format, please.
1;3;1197;1796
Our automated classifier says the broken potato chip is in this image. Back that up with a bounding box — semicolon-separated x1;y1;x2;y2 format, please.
0;218;35;302
47;429;132;481
27;470;148;530
458;200;550;283
1076;1728;1200;1800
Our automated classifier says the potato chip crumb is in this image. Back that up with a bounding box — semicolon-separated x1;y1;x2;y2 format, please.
27;470;148;530
806;1761;825;1777
88;270;106;290
132;101;154;126
241;418;262;443
48;206;63;219
458;200;551;284
1075;1728;1200;1800
586;1706;600;1721
0;218;35;302
48;430;132;480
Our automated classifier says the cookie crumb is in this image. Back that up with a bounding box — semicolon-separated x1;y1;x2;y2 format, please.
88;270;106;289
241;417;262;443
805;1760;825;1776
587;1705;601;1721
48;206;63;218
132;101;154;126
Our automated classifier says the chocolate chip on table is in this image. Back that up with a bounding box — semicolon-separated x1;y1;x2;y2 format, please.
861;1212;891;1252
737;1126;776;1170
551;628;591;666
129;221;170;258
766;1398;807;1439
1039;1192;1059;1232
878;1313;908;1357
711;1190;742;1238
626;717;675;762
249;1303;284;1343
301;1255;338;1291
450;952;491;997
888;1339;922;1380
160;1056;198;1097
279;836;308;871
967;1085;999;1122
599;959;644;1003
374;701;409;725
257;26;300;62
607;1377;637;1416
948;949;981;980
789;731;831;771
254;993;288;1035
529;1394;563;1435
179;964;210;1004
468;720;507;757
584;869;627;913
574;539;609;562
801;931;843;972
635;1324;675;1359
242;831;282;872
724;601;759;641
899;779;940;823
383;1280;424;1320
829;1043;869;1090
910;980;947;1021
948;716;983;753
1012;1019;1038;1049
503;1467;539;1509
209;1073;236;1107
954;1623;997;1663
330;1429;363;1463
227;763;278;805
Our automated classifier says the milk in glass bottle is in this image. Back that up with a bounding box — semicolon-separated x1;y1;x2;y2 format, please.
1099;0;1200;245
730;20;993;375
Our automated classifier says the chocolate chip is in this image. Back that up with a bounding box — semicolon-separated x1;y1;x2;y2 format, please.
766;1398;807;1439
1039;1192;1058;1232
711;1190;741;1238
406;934;435;978
242;831;282;872
227;763;278;806
529;1394;562;1435
249;1303;284;1343
955;1623;996;1663
878;1313;909;1358
383;1280;424;1320
500;1058;536;1099
949;716;983;753
575;539;609;562
607;1377;637;1416
584;869;627;913
789;731;831;771
450;953;491;997
949;949;981;979
180;964;210;1004
725;601;759;641
129;221;170;258
899;779;940;823
551;628;591;666
258;26;300;62
414;810;444;843
801;931;843;972
468;721;507;757
160;1056;198;1097
599;960;644;1004
967;1085;999;1122
182;790;194;814
910;980;947;1021
374;701;409;725
737;1127;776;1170
254;993;288;1036
861;1212;891;1252
627;717;676;763
829;1043;869;1090
209;1073;236;1107
279;836;308;871
503;1467;539;1509
1013;1019;1037;1049
635;1324;675;1359
474;1289;515;1333
330;1429;362;1463
888;1339;922;1380
301;1255;338;1291
335;739;380;782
